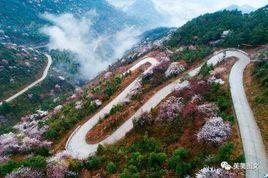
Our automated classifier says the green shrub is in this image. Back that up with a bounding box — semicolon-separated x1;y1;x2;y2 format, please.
69;159;84;172
217;142;234;162
128;152;147;170
86;156;102;170
110;104;123;115
233;154;245;163
106;162;117;174
120;165;139;178
148;152;167;167
0;102;12;113
217;96;229;111
34;147;50;157
0;160;21;176
23;156;47;169
168;148;188;169
175;162;192;177
129;136;160;153
168;148;192;177
254;97;265;104
199;62;213;76
97;144;105;155
44;128;59;139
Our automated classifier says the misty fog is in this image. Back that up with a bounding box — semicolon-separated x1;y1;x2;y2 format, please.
40;11;140;79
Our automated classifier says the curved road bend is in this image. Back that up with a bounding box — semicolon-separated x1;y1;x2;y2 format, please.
228;50;267;178
66;57;160;157
3;54;52;103
67;50;267;178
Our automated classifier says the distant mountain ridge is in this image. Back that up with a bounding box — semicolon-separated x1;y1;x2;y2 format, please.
122;0;168;28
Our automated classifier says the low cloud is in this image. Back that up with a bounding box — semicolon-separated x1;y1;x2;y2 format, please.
40;11;140;79
108;0;267;27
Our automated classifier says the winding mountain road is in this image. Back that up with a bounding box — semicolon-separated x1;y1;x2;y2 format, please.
66;57;160;158
66;49;267;178
3;53;52;103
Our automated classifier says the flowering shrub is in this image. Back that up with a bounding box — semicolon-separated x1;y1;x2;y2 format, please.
6;167;44;178
175;80;210;101
141;61;170;87
46;151;70;178
0;156;9;164
126;81;142;101
133;112;154;129
198;103;219;117
47;161;68;178
191;94;203;104
0;111;51;157
165;61;186;77
19;137;52;153
196;167;235;178
14;120;49;140
158;96;184;121
152;61;170;73
48;151;71;163
197;117;232;144
0;132;19;155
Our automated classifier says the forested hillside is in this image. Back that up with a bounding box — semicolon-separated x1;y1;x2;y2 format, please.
0;44;46;100
166;5;268;48
0;0;142;45
0;2;267;177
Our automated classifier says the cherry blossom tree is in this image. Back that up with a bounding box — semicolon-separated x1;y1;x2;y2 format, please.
198;103;219;117
47;161;68;178
165;62;186;77
175;80;210;101
0;132;20;155
196;167;235;178
6;167;44;178
46;151;71;178
157;96;184;121
133;112;154;129
197;117;232;144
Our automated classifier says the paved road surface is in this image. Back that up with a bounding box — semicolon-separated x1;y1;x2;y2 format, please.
66;57;160;158
3;54;52;103
66;50;267;178
227;50;267;178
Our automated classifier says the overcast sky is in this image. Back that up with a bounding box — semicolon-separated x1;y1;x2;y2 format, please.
107;0;268;26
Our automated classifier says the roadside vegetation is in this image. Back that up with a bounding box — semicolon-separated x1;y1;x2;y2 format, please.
170;46;212;65
0;75;74;135
245;49;268;149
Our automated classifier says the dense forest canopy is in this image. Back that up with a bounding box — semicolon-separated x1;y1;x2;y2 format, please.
166;5;268;48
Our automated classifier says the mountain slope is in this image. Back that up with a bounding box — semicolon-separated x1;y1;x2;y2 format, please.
166;5;268;48
0;0;142;45
0;44;47;101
